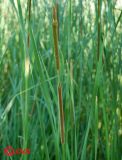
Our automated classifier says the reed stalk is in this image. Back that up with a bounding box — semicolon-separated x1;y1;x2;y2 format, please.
52;5;60;71
52;4;65;144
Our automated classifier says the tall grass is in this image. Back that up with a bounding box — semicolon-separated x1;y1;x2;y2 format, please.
0;0;122;160
52;4;65;144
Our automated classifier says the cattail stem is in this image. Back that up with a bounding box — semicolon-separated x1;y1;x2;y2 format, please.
52;4;65;144
52;6;60;70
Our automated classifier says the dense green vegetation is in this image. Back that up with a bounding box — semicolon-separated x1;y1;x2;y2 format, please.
0;0;122;159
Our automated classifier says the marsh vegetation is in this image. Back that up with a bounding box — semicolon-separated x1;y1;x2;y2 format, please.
0;0;122;159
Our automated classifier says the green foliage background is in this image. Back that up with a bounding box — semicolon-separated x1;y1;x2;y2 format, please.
0;0;122;159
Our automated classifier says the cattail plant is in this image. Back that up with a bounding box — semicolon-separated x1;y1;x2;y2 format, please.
52;4;65;144
52;5;60;71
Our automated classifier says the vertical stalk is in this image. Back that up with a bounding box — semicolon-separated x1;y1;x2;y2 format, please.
94;1;101;159
52;5;65;144
23;1;31;160
68;0;72;60
97;0;101;60
27;0;31;48
58;84;64;144
52;6;60;71
70;60;77;160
